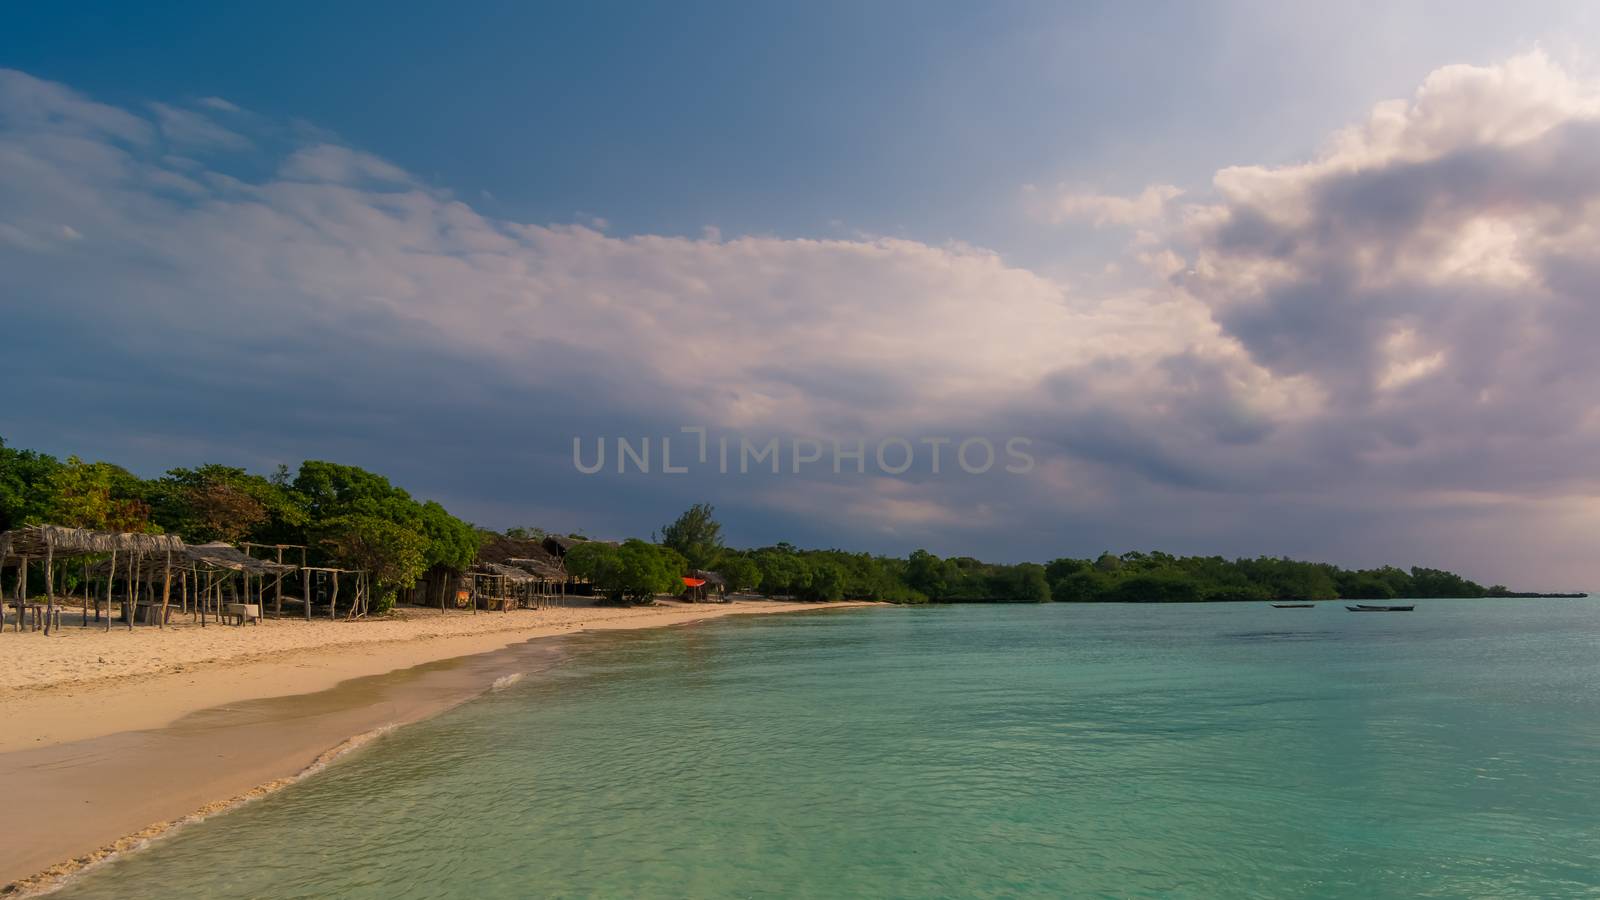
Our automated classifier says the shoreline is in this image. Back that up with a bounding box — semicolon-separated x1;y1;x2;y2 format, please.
0;599;882;895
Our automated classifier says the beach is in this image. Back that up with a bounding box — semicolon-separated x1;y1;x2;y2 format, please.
0;599;879;894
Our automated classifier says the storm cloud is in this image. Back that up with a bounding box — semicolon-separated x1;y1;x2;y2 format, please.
2;54;1597;588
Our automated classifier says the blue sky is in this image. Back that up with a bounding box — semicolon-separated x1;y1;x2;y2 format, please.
4;2;1600;587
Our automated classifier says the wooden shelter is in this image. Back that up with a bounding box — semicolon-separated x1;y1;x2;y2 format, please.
475;534;569;608
75;540;298;628
1;525;184;634
300;566;371;620
183;543;299;625
504;555;568;607
241;542;310;618
684;569;729;603
465;562;537;612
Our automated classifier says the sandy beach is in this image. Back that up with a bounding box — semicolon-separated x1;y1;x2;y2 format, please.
0;599;880;894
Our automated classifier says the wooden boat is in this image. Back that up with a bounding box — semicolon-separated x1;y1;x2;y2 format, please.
1346;604;1415;612
1271;603;1315;608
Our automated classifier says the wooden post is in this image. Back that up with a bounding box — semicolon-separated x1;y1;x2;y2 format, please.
43;540;55;635
330;570;340;620
159;551;173;629
274;547;284;618
124;552;136;630
19;555;30;631
303;565;312;621
103;550;114;631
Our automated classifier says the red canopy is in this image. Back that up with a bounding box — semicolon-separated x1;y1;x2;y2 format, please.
682;577;707;588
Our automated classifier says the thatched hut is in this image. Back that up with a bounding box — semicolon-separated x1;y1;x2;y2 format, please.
683;569;729;603
465;562;538;612
476;534;568;608
1;525;184;634
78;539;301;628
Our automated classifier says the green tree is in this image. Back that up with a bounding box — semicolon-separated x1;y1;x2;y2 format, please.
659;502;725;570
289;460;476;582
797;560;846;601
717;554;762;593
48;456;157;532
417;500;480;572
0;437;61;530
989;562;1052;603
151;464;299;543
589;539;682;605
563;540;613;582
906;549;957;599
317;514;428;613
753;545;812;596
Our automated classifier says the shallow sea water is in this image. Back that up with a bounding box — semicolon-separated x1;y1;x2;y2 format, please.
54;600;1600;898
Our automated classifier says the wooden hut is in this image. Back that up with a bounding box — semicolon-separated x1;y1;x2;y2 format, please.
504;553;567;607
183;543;299;624
1;525;184;634
465;562;538;612
473;534;569;608
683;569;729;603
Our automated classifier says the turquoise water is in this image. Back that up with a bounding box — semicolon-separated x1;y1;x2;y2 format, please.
56;601;1600;898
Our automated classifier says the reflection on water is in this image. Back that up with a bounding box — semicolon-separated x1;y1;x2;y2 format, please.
55;600;1600;899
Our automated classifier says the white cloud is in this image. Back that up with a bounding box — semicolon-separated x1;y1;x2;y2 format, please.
1037;183;1183;227
279;144;414;184
150;102;249;149
6;58;1600;586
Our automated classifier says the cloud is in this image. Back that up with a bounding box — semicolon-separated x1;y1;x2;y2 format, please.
279;144;414;184
1036;183;1183;227
1175;51;1600;460
3;58;1599;587
150;102;250;149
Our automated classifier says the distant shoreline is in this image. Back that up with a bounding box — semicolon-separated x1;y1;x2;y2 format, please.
909;593;1590;604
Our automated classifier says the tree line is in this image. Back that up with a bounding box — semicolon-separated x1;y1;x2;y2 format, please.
3;437;1531;607
0;437;477;611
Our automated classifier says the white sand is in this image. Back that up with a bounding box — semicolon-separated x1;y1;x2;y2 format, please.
0;598;883;892
0;599;877;752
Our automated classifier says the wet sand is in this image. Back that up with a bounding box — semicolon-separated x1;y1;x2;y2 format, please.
0;600;880;894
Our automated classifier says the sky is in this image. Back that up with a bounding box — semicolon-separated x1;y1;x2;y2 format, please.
3;2;1600;589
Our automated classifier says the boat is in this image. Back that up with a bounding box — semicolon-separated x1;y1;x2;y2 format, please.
1346;604;1414;612
1271;603;1315;608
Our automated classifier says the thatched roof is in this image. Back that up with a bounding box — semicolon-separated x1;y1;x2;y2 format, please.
475;534;566;579
542;534;582;554
505;556;565;579
470;561;538;584
477;534;547;565
186;543;297;575
690;569;727;587
0;525;184;560
541;534;620;557
84;541;299;578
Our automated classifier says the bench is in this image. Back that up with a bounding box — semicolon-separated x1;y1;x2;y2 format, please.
223;603;262;626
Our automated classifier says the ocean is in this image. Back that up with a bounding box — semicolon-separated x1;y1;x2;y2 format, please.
54;599;1600;898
